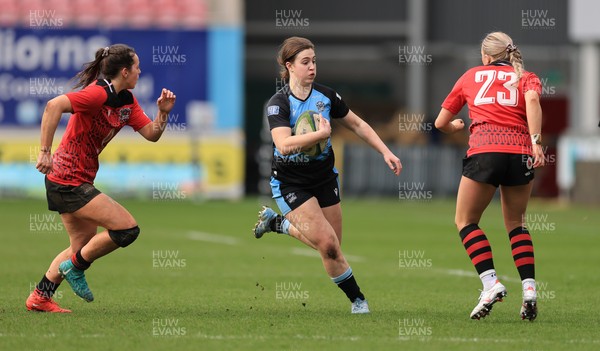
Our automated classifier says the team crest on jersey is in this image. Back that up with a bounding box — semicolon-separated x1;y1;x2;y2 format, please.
118;108;131;123
316;101;325;112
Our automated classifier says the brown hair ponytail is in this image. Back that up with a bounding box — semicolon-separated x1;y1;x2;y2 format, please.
73;44;136;90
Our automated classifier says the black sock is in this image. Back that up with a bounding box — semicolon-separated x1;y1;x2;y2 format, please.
269;215;285;233
73;250;91;270
337;276;365;303
35;275;59;298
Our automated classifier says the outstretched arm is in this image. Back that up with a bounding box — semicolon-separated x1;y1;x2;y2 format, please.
36;95;73;175
337;110;402;176
138;88;176;142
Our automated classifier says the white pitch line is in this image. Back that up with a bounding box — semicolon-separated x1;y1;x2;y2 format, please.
438;268;520;283
193;333;359;342
492;273;520;283
293;334;360;341
434;336;516;344
187;231;239;245
291;247;365;262
567;339;600;345
437;337;600;345
194;333;266;340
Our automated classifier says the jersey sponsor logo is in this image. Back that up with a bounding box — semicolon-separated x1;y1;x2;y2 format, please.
285;192;297;204
79;183;95;194
119;107;131;123
525;155;534;172
316;101;325;112
267;105;280;116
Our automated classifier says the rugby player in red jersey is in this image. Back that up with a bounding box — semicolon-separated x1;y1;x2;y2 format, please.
435;32;544;321
26;44;176;312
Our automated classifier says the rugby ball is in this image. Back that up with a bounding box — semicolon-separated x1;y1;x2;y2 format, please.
292;110;327;157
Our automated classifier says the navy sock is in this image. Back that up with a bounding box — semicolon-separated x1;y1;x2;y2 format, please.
332;267;365;302
270;215;290;234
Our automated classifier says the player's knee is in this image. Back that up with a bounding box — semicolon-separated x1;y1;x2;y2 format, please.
108;226;140;248
325;246;339;260
454;218;463;231
505;220;523;233
318;240;339;260
455;217;473;231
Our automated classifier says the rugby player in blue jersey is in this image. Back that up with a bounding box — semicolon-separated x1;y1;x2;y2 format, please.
253;37;401;314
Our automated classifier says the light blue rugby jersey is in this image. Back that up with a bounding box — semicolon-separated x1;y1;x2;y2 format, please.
266;83;349;187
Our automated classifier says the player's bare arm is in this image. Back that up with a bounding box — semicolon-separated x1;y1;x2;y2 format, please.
524;90;545;168
36;95;73;175
271;116;330;155
434;108;465;134
337;110;402;175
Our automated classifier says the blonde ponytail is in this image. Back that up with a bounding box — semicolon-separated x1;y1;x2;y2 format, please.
481;32;524;82
508;48;524;83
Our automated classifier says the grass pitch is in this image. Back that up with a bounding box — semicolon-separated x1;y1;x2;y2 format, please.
1;197;599;350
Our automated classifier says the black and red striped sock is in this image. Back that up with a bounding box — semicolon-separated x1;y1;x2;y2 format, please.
71;249;92;271
508;226;535;280
459;224;495;275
